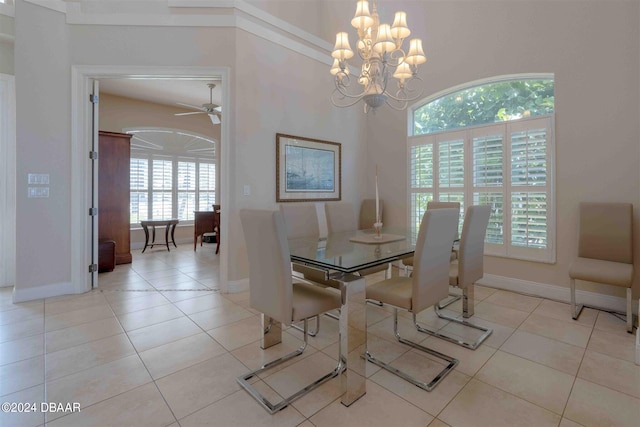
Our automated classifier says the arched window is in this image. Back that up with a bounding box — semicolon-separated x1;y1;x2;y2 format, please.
408;75;555;263
127;127;217;225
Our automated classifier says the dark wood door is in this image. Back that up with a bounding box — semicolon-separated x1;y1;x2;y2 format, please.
98;131;132;264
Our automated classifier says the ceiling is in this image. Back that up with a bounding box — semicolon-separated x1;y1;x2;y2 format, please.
99;78;222;110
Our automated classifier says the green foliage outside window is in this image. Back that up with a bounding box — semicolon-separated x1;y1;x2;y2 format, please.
414;79;554;135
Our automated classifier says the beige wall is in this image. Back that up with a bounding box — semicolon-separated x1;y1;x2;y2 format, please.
12;0;640;303
15;3;72;292
99;93;219;141
230;28;365;280
14;2;236;296
365;1;640;299
13;1;363;297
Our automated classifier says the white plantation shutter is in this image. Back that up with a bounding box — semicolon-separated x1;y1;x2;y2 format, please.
473;192;504;245
473;134;503;187
130;158;149;224
438;139;464;188
437;134;465;237
472;131;505;248
508;123;552;260
198;162;216;210
177;161;196;221
152;159;172;190
408;116;554;262
511;128;547;187
152;159;172;219
409;140;434;242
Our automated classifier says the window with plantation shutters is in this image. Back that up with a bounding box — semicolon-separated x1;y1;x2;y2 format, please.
125;128;217;225
408;115;555;263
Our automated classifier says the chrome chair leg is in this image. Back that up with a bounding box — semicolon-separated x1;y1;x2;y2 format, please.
626;288;633;333
570;278;585;320
423;306;493;350
462;285;473;318
572;281;634;334
290;315;320;337
364;308;458;391
324;310;340;320
238;318;344;414
437;293;462;310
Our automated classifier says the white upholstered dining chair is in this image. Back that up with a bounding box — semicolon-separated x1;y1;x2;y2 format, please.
569;202;635;333
364;208;460;391
238;209;343;413
325;201;357;233
325;201;390;278
402;201;461;273
420;205;493;350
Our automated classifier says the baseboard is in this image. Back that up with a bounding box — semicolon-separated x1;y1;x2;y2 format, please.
223;278;249;294
478;274;637;315
13;281;77;303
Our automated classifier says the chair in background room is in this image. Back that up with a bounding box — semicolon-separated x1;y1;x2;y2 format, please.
569;202;635;333
421;205;493;350
325;201;357;234
326;201;389;278
237;209;343;413
364;208;460;391
213;204;221;254
194;210;216;251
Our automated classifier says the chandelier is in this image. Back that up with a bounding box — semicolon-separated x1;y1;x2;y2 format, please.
330;0;427;113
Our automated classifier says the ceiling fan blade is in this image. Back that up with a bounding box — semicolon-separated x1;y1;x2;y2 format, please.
208;114;221;125
175;111;207;116
176;102;206;111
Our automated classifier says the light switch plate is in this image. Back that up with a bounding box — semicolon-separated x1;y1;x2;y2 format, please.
243;185;251;196
28;173;50;185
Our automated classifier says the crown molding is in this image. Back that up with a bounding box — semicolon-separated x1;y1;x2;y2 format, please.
23;0;332;65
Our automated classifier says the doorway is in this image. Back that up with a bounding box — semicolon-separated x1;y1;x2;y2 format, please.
71;66;230;295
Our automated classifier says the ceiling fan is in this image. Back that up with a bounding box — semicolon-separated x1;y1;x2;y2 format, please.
174;83;222;125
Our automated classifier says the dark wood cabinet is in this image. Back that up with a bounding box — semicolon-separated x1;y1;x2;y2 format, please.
99;131;132;265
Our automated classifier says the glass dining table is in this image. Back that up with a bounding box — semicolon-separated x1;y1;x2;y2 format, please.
275;228;415;407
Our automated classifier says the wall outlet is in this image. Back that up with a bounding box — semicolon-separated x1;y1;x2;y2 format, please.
28;187;50;198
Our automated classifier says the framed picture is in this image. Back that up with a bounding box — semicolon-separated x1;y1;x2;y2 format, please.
276;133;341;202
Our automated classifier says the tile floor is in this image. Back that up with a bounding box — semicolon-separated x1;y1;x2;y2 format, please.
1;245;639;427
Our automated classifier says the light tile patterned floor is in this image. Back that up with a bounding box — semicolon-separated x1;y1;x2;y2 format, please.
1;244;639;427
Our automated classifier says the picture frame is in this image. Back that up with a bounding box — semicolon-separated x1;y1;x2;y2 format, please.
276;133;341;202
